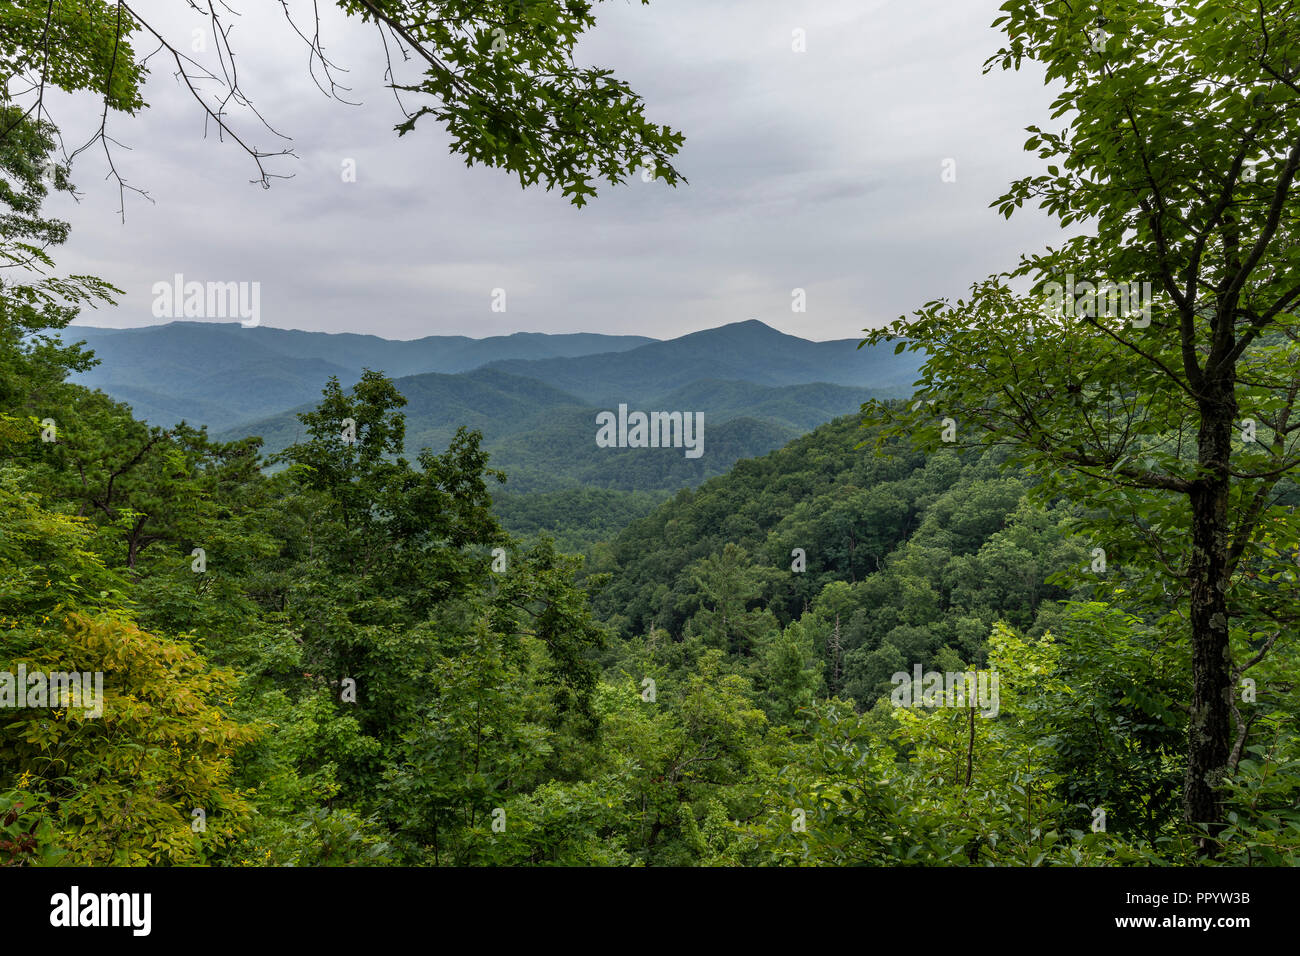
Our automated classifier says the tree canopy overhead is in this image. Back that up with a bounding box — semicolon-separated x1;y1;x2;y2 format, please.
0;0;684;208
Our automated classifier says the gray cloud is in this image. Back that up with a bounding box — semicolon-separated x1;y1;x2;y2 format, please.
42;0;1064;343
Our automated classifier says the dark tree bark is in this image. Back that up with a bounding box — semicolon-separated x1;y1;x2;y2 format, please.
1184;378;1237;845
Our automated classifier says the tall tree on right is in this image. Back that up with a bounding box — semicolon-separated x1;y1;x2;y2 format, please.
863;0;1300;851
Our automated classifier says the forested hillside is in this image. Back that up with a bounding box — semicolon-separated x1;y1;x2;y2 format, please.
589;415;1085;707
492;487;673;552
221;370;891;492
4;0;1300;880
6;315;1297;864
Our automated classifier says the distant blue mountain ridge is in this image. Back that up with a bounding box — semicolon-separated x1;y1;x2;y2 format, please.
65;319;919;492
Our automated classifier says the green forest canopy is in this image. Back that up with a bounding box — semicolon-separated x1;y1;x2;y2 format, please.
2;0;1299;866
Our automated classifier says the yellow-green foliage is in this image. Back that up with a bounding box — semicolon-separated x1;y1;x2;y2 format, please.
2;613;258;865
1;444;258;865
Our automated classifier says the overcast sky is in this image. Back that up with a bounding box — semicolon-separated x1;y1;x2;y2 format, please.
44;0;1063;342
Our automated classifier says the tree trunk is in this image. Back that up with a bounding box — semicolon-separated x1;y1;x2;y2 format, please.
1184;385;1235;849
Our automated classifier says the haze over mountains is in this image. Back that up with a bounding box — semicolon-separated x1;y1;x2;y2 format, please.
482;320;915;404
67;319;919;492
69;322;655;430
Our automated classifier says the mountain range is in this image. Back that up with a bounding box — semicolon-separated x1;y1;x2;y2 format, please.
68;322;655;431
66;319;919;493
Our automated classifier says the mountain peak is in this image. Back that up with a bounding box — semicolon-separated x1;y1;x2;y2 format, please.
681;319;789;342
